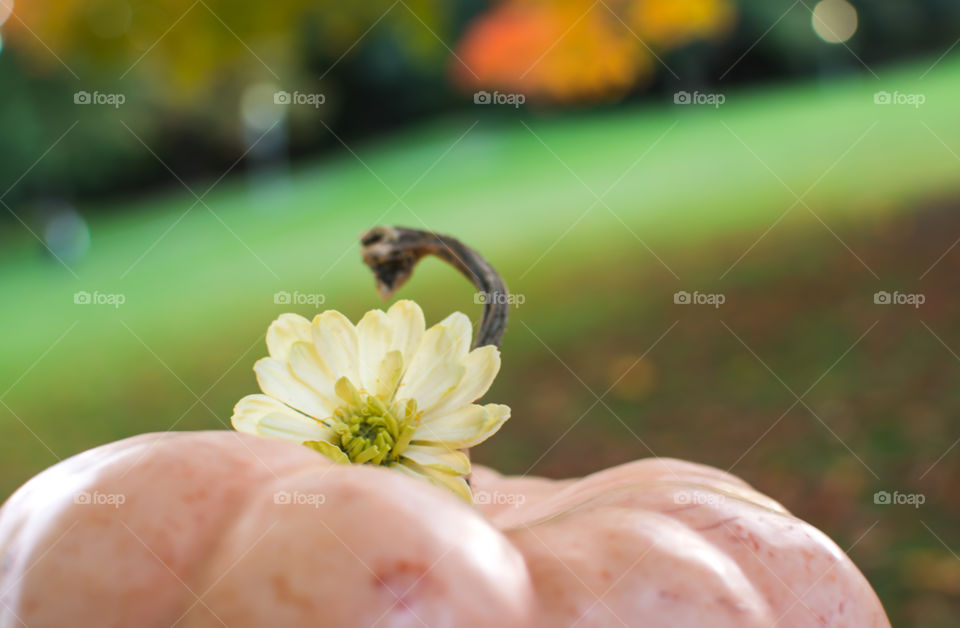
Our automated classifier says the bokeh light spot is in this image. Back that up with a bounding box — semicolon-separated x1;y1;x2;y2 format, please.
44;206;91;263
241;83;287;133
812;0;858;44
0;0;12;28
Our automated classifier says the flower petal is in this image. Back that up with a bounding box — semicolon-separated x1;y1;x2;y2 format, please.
387;300;425;371
400;325;460;388
356;309;393;394
372;350;404;399
304;440;350;464
232;394;335;442
397;324;463;405
311;310;360;384
266;314;312;361
414;403;510;448
287;341;338;406
421;345;501;417
254;357;335;420
401;444;471;475
437;312;473;361
334;376;362;406
393;460;473;502
398;362;466;411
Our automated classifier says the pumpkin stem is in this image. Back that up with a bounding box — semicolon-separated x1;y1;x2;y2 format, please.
359;226;509;349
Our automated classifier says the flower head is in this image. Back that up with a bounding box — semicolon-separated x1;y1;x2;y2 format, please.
232;300;510;501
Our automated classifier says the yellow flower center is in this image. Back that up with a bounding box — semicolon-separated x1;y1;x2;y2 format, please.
305;377;420;466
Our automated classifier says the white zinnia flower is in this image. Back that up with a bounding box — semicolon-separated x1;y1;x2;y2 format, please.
232;300;510;501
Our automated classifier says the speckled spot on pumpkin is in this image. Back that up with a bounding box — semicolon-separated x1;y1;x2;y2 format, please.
696;516;739;532
658;590;680;602
180;488;209;504
373;559;428;585
372;558;445;604
270;573;315;612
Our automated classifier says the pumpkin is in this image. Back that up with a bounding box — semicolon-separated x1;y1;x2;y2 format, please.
0;431;888;627
0;226;890;627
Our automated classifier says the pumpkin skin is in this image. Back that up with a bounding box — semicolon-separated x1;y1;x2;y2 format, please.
0;431;889;627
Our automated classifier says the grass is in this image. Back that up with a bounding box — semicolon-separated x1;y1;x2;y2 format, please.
3;57;960;386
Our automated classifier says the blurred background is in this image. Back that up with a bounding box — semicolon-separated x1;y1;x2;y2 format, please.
1;0;959;624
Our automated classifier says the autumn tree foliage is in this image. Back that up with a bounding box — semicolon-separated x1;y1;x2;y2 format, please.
5;0;449;98
454;0;735;103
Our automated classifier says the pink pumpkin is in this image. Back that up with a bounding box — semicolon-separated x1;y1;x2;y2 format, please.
0;431;888;627
0;226;890;627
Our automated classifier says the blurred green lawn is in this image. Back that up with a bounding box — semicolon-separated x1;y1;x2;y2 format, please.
3;57;960;626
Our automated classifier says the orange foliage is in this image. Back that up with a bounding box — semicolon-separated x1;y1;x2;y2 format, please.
630;0;735;47
455;0;735;104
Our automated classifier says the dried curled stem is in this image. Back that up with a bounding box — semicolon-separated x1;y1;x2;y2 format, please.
359;226;509;349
